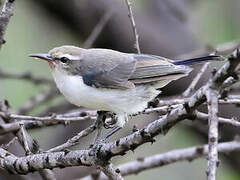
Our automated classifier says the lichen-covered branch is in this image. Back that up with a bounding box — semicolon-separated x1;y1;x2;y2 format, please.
0;0;16;49
99;163;124;180
206;80;219;180
0;148;92;174
80;140;240;180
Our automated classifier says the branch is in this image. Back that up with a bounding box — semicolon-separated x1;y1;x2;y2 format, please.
0;68;53;85
0;101;57;180
0;110;96;135
0;148;92;174
19;124;32;155
124;0;141;53
19;124;57;180
0;120;67;135
99;163;124;180
145;106;240;128
0;137;17;150
47;123;97;152
16;88;59;114
0;112;96;122
1;97;239;136
39;169;56;180
206;80;219;180
80;140;240;180
177;40;240;59
183;62;210;97
83;10;112;49
0;0;16;49
195;111;240;127
157;96;240;107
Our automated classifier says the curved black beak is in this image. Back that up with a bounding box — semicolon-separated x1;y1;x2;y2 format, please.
29;53;53;61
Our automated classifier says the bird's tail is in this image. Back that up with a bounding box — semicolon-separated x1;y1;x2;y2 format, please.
173;55;223;66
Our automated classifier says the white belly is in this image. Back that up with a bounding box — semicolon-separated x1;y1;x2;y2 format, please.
51;70;159;115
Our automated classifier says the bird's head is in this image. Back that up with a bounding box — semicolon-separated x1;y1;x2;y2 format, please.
29;45;84;75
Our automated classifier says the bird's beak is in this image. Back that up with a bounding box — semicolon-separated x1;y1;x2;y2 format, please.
29;53;53;61
29;53;56;69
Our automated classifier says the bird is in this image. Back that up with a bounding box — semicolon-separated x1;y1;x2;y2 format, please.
29;46;222;138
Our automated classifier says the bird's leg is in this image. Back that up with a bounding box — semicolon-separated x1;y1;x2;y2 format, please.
93;111;107;143
100;113;127;141
102;126;122;140
93;113;127;143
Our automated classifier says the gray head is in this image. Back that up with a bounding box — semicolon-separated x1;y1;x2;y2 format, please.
29;45;85;75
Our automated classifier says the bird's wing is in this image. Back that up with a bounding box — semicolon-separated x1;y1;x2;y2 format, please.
130;54;192;84
80;49;137;89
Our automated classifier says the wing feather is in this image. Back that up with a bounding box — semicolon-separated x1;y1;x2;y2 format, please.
81;49;136;89
130;54;192;83
80;51;191;89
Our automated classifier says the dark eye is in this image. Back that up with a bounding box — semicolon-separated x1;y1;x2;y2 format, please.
60;57;69;63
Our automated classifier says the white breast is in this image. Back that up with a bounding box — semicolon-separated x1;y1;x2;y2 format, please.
51;70;159;115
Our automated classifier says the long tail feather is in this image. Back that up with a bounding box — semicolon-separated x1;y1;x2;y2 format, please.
173;55;223;65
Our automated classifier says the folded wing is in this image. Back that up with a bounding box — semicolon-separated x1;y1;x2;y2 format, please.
130;54;192;84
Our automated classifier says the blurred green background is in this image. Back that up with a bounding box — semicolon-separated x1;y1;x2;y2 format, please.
0;0;240;180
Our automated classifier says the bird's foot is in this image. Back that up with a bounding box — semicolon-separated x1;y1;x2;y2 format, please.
91;112;125;147
103;114;117;129
92;111;119;144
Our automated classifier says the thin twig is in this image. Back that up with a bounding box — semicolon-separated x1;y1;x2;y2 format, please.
0;137;17;150
0;68;53;85
124;0;141;53
19;124;32;155
177;40;240;59
0;110;97;135
195;111;240;127
47;124;97;152
0;120;67;135
83;10;112;48
183;62;210;97
157;96;240;107
16;88;59;114
0;112;96;122
143;104;180;115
